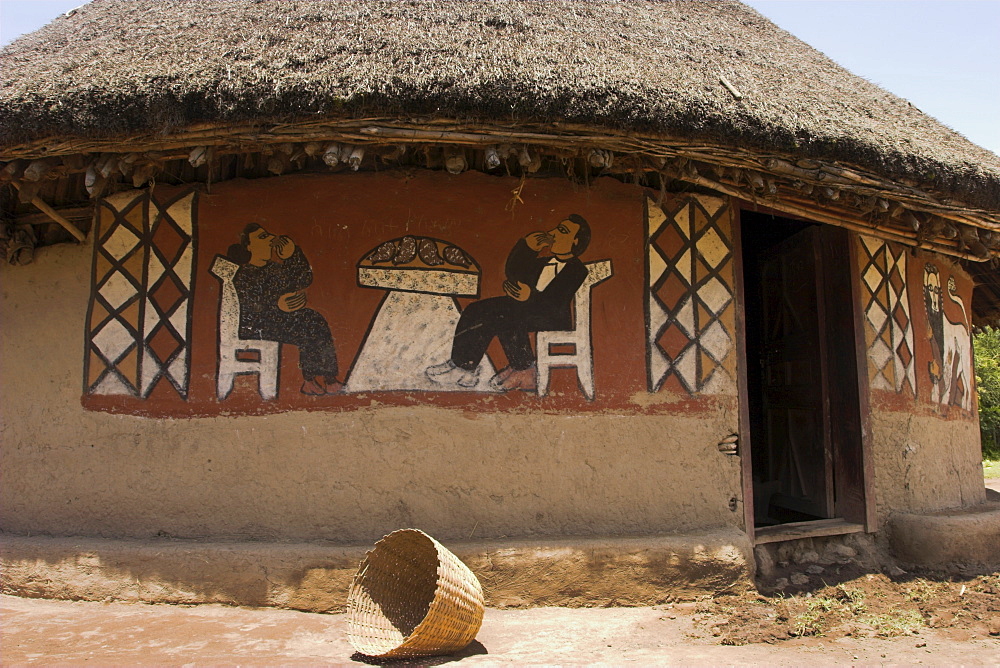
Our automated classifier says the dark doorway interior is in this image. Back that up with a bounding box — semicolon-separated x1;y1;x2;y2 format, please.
741;211;866;528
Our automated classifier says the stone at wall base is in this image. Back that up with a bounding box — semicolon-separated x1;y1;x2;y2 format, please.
0;530;754;611
889;502;1000;569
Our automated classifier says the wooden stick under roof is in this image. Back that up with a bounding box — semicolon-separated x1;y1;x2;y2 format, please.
10;182;86;243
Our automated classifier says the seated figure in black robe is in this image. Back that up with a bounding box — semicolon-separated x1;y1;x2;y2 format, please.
228;223;340;396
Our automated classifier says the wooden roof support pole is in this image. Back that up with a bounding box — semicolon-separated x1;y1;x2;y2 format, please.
10;182;86;243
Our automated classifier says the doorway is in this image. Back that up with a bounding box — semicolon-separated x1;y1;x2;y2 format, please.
740;212;869;534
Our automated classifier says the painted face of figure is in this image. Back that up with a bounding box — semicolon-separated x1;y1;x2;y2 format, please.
924;270;941;313
548;219;581;256
246;226;276;266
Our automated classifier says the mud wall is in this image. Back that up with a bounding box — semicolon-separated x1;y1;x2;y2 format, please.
856;237;985;517
1;172;745;542
869;413;985;515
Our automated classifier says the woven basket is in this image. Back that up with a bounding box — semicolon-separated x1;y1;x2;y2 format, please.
346;529;485;659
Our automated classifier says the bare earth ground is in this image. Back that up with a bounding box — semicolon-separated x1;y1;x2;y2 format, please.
704;568;1000;646
3;570;999;667
4;481;999;665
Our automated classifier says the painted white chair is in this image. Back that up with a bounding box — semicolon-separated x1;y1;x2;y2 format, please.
536;260;613;400
210;255;281;400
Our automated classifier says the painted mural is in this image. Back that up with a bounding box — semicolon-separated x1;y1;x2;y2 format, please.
645;195;737;395
82;174;747;416
921;262;973;410
219;225;340;397
349;235;489;392
857;235;916;395
84;189;197;398
858;235;975;414
423;217;599;393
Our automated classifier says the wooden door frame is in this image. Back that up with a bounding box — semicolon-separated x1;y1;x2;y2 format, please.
732;206;756;541
733;204;877;542
845;230;878;532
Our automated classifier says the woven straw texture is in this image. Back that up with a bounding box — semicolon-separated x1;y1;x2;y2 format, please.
346;529;485;659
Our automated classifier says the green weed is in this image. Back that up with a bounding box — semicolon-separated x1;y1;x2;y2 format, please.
861;609;925;636
835;584;867;613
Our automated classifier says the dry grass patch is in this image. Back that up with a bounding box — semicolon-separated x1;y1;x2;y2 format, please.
697;571;1000;645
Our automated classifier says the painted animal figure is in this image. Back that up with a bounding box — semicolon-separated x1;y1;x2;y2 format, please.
923;266;973;410
939;277;972;410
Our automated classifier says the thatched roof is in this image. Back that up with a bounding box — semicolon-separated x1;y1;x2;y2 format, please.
2;0;999;209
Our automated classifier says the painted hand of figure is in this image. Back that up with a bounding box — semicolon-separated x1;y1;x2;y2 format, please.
277;290;307;312
503;280;531;302
273;235;296;259
525;231;552;251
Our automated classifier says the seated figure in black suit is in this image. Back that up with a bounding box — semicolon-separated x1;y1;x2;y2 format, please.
427;214;591;392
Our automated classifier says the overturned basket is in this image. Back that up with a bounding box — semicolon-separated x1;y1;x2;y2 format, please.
346;529;485;659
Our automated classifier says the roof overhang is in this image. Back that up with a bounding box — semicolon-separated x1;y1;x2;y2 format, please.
3;117;998;263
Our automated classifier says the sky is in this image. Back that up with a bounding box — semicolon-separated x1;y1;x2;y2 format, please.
1;0;997;156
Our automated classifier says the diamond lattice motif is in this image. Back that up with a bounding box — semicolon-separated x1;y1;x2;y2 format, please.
646;196;734;396
657;322;692;361
104;223;140;261
656;272;689;311
866;300;888;333
147;321;184;364
151;214;188;266
863;264;884;294
91;318;135;363
646;199;668;239
99;271;140;310
150;272;186;317
648;245;668;288
672;345;698;393
698;227;729;269
698;277;732;315
700;320;731;363
673;296;695;338
868;337;893;371
897;340;913;368
652;223;688;264
85;190;197;400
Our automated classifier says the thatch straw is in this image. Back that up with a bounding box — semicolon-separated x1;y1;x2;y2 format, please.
2;0;999;212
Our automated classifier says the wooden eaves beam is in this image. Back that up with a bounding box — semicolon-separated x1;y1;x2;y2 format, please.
10;182;86;243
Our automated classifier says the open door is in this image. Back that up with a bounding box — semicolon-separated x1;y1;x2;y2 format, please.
740;212;870;541
758;225;833;521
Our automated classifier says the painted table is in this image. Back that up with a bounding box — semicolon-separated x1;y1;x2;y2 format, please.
345;239;498;392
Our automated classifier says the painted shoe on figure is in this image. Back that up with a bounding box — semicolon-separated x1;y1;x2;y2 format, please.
427;359;479;388
488;366;516;391
426;360;459;383
300;378;327;396
498;365;537;392
456;366;481;388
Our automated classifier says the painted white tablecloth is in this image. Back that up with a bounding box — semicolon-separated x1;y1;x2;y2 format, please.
345;266;497;392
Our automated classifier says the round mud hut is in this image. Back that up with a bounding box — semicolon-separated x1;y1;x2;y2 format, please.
2;0;998;607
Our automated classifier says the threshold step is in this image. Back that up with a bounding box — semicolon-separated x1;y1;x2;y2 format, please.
754;518;865;544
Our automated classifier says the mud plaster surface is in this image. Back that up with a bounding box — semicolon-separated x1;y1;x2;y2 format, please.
1;243;743;542
869;408;986;520
0;531;753;611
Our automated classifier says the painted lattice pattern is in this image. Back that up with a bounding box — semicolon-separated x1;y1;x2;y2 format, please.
857;235;914;394
85;190;197;398
646;195;736;395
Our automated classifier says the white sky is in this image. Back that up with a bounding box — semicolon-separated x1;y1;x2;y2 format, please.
2;0;998;156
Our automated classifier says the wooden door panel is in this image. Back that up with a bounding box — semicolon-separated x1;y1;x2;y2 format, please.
758;226;833;519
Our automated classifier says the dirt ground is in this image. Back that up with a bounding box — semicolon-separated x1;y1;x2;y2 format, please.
3;567;999;667
5;487;1000;665
699;566;1000;646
